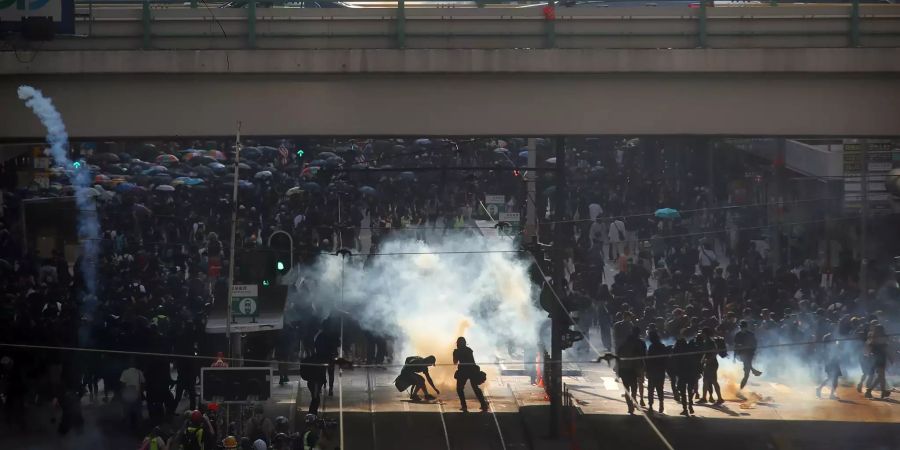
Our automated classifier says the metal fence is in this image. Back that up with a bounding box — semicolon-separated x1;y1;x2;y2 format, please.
45;0;900;50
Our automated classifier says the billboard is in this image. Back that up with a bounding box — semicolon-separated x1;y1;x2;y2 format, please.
0;0;75;34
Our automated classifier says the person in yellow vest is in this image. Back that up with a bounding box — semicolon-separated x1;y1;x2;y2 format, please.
140;427;168;450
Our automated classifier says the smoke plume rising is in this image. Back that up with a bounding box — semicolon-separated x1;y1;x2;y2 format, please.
17;86;100;317
287;234;542;397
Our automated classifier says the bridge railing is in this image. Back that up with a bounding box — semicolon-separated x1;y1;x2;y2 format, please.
54;1;900;50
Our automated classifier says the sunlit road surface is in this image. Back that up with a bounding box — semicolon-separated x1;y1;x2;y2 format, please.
328;363;900;450
334;364;899;422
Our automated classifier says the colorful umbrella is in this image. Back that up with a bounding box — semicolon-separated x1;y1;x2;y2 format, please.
156;154;179;164
205;150;226;161
654;208;681;219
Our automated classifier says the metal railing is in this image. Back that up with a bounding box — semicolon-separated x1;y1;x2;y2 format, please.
55;0;900;50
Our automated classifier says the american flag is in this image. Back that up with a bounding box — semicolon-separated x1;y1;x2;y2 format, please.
277;143;290;166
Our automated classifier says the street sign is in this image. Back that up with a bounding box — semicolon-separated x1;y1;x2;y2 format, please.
231;284;259;321
485;194;506;205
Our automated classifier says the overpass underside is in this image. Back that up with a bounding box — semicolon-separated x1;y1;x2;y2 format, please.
2;48;899;138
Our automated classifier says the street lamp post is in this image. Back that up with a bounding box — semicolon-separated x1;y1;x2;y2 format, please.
226;124;242;365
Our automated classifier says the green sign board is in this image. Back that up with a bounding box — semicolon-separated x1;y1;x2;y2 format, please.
231;284;259;321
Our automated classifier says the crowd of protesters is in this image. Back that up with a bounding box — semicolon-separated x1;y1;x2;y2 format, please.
0;136;897;445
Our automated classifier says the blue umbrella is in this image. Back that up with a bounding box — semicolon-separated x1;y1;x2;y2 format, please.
359;185;377;195
654;208;681;219
115;182;137;193
518;150;529;159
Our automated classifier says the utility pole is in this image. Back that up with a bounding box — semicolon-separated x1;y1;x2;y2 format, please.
525;138;538;243
549;137;566;438
859;139;869;305
770;138;786;275
226;123;242;366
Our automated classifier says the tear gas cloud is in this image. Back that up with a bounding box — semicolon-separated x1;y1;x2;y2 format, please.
286;234;543;392
18;86;100;318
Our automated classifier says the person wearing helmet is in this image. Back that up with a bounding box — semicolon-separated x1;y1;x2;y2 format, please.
272;433;291;450
222;436;239;449
273;415;290;435
253;439;268;450
170;409;212;450
140;426;168;450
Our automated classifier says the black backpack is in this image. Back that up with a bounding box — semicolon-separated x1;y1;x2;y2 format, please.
182;426;203;450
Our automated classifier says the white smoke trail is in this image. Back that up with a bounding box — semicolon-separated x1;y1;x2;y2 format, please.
287;234;542;394
17;86;100;309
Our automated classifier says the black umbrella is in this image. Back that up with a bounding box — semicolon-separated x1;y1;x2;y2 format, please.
240;147;262;160
190;156;216;166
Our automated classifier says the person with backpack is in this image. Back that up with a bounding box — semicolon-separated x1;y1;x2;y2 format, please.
394;355;439;402
175;410;213;450
452;337;489;413
140;426;168;450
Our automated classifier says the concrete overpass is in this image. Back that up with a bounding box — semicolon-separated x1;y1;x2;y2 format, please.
1;4;900;138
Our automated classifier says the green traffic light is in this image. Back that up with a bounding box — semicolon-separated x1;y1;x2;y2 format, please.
73;161;81;169
263;280;271;286
276;261;285;271
296;149;304;157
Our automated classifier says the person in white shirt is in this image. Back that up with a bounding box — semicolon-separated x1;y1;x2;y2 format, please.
698;241;718;281
589;217;608;256
120;360;145;430
608;218;626;261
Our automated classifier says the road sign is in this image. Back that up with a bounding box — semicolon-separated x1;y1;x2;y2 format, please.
231;284;259;321
485;194;506;205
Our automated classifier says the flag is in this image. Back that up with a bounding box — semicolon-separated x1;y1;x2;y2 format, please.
277;144;289;166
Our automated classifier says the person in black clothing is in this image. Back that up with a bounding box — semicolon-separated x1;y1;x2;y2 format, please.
301;353;328;415
617;326;647;415
314;317;341;397
673;330;698;416
864;325;892;399
710;268;727;319
733;320;763;390
452;337;488;412
394;355;439;401
645;330;669;414
698;327;726;404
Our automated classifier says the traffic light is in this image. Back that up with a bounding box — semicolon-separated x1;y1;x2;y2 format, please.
276;261;285;272
296;148;305;158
